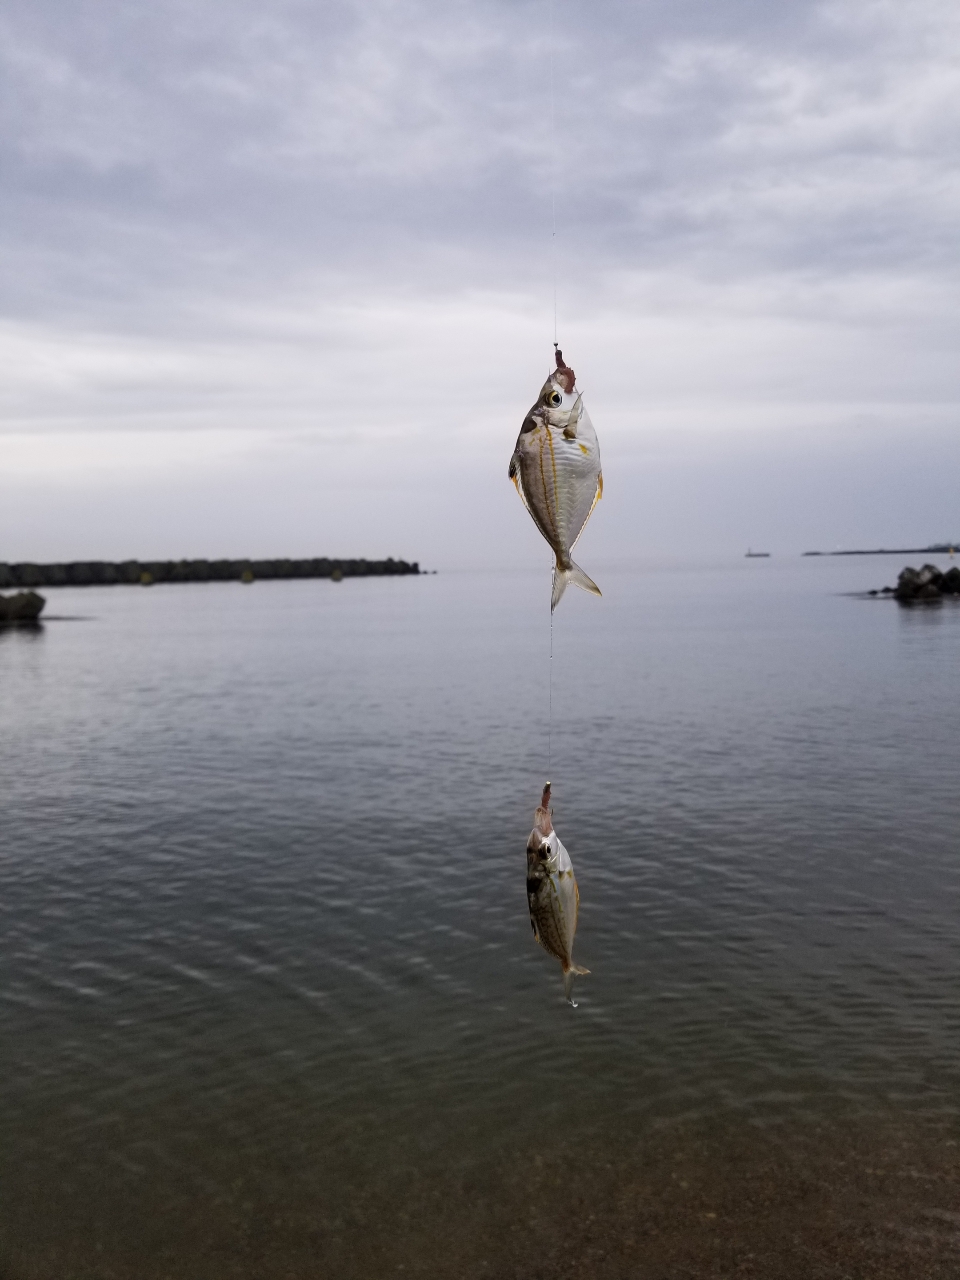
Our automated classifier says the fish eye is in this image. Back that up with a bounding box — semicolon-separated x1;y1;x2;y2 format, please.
548;392;562;407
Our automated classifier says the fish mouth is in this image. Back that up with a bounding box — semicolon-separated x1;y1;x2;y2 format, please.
533;828;550;849
535;781;553;836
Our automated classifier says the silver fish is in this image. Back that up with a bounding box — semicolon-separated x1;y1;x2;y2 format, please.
526;782;589;1006
508;348;603;611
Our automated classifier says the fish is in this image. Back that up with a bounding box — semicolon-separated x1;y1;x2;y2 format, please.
508;347;603;611
526;782;589;1006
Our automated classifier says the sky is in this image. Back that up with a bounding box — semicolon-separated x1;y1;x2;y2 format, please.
1;0;959;569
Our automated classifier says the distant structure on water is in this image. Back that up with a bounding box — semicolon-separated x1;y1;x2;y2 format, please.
0;557;420;589
803;543;957;557
745;549;770;558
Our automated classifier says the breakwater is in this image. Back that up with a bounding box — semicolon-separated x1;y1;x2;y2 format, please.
804;543;957;556
0;557;419;589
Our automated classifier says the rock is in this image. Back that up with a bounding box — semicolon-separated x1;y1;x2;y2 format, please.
896;563;957;601
0;590;46;624
894;567;922;600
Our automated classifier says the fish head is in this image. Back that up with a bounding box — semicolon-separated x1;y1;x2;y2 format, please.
526;783;559;871
518;350;581;438
526;826;559;874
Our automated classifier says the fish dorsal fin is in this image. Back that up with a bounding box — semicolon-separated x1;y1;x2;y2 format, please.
509;458;533;517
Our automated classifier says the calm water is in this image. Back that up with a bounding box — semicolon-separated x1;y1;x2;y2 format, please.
3;558;960;1278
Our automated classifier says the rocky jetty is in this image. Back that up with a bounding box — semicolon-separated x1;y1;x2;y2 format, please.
0;590;45;625
885;563;960;602
0;557;419;589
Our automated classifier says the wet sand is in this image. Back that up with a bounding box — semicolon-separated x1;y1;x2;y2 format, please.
4;1115;959;1279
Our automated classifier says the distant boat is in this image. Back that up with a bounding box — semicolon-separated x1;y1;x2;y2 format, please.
745;549;770;558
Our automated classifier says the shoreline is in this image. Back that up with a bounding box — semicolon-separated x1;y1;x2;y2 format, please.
804;544;957;557
0;557;420;589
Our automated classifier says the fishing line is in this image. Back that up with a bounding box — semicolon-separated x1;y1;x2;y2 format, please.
548;598;554;779
547;0;558;786
549;0;557;347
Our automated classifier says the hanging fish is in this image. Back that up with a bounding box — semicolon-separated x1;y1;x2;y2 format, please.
526;782;589;1006
508;348;603;611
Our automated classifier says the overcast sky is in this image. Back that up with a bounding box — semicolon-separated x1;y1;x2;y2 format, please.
2;0;959;568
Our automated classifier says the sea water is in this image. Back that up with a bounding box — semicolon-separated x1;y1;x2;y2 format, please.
3;557;959;1277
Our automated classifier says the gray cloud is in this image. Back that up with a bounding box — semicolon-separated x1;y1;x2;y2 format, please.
1;0;959;563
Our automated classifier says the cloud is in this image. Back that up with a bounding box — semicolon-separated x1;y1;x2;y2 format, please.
1;0;958;561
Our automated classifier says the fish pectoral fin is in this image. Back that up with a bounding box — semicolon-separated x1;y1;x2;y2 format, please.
562;394;583;439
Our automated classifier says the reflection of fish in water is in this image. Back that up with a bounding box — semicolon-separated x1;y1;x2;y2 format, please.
526;782;589;1006
508;348;603;612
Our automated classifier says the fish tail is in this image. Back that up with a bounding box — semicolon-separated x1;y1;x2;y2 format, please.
551;558;601;612
562;964;590;1007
